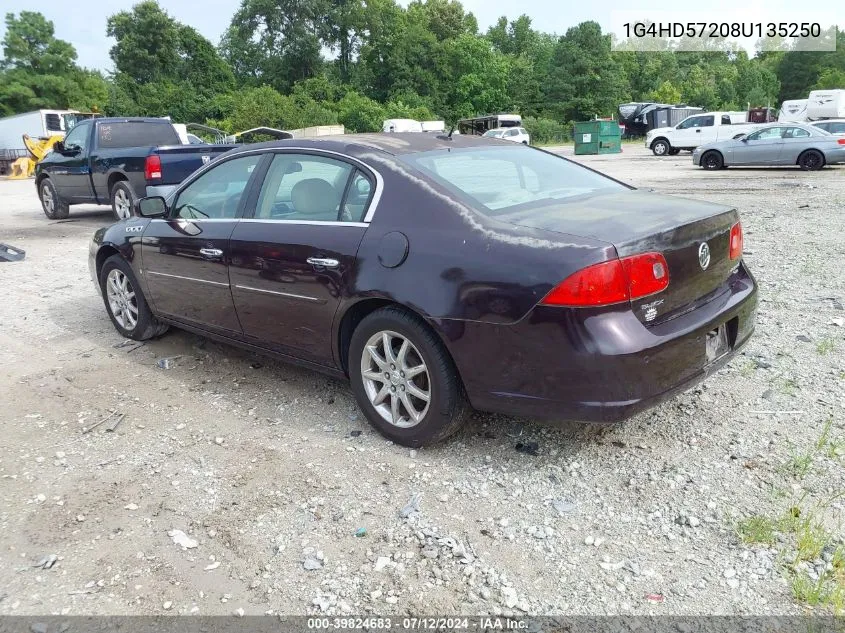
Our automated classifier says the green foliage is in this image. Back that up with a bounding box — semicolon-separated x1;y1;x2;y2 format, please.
1;3;842;145
522;116;570;144
649;80;682;104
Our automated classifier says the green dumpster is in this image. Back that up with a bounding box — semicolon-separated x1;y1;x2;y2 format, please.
573;120;622;155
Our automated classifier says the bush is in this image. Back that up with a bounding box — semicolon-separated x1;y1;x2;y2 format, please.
523;116;571;144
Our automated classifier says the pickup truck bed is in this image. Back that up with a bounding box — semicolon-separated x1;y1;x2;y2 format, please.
34;117;235;220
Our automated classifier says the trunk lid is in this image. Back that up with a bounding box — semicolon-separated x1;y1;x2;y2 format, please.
496;190;740;324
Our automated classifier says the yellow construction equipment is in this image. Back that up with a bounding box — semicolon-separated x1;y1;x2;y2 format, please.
7;134;63;179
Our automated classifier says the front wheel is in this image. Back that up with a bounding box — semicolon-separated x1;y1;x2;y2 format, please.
349;307;468;447
651;139;669;156
39;179;69;220
798;150;824;171
99;255;168;340
701;151;724;170
110;181;136;221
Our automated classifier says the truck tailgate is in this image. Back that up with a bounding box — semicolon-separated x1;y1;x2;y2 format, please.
153;145;237;185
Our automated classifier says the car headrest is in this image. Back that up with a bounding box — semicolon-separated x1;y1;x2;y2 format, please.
290;179;338;217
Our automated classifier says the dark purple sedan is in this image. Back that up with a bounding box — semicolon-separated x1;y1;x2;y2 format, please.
88;134;758;446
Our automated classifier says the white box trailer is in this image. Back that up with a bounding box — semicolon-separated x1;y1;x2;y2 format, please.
778;99;809;122
0;109;78;150
806;90;845;120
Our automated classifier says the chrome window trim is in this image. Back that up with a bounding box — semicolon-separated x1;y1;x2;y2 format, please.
150;218;369;227
146;270;229;287
239;219;369;227
234;284;325;303
166;146;384;225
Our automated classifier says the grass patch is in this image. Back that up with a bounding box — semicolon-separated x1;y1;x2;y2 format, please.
737;515;778;544
817;338;836;355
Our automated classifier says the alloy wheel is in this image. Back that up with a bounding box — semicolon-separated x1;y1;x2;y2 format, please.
106;269;139;330
360;330;431;428
114;188;131;219
42;185;54;213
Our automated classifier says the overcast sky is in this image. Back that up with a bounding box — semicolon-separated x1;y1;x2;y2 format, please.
1;0;841;72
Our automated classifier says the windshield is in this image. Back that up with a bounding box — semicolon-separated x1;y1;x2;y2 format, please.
483;130;504;138
401;146;627;216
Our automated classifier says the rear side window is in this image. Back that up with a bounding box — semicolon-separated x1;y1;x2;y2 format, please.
97;122;180;149
402;146;625;216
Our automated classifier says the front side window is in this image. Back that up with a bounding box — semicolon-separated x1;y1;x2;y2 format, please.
402;146;625;216
254;153;359;222
63;122;90;152
747;127;784;141
173;155;261;219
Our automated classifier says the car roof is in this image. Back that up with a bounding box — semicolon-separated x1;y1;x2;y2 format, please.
225;133;499;157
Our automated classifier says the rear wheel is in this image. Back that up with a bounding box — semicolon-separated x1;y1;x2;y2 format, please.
798;150;824;171
349;307;468;447
39;179;69;220
701;151;724;170
651;139;669;156
110;181;136;221
99;255;168;341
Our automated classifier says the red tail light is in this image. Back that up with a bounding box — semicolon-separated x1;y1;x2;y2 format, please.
144;155;162;180
838;139;845;145
540;252;669;307
729;222;743;260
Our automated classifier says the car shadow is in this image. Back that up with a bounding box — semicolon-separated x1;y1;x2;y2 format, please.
51;292;624;459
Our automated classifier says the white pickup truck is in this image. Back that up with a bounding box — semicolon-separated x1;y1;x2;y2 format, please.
645;112;761;156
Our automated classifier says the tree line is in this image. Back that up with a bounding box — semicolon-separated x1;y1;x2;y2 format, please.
2;3;844;143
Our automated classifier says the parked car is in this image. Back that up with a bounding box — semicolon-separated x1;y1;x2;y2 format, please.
89;134;757;446
693;123;845;170
645;112;760;156
811;119;845;136
34;117;235;221
482;127;530;144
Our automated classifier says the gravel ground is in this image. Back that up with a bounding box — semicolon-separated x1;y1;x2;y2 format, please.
1;146;844;617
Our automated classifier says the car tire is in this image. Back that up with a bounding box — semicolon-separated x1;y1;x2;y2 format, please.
522;141;528;145
668;148;680;155
99;255;169;341
651;139;669;156
39;178;70;220
110;181;136;221
348;306;468;447
701;151;724;170
798;150;824;171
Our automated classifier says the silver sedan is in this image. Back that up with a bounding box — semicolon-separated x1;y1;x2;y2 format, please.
693;123;845;170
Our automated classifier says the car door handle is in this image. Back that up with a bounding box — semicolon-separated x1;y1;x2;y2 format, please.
307;257;340;268
199;248;223;259
696;129;701;132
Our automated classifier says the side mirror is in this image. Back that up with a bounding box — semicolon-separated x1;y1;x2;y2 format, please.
54;141;65;153
137;196;167;218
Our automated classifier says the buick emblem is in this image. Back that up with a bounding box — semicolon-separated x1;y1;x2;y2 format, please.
698;242;711;270
201;155;211;164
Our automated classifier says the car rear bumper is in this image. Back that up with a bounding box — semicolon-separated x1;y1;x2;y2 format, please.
441;262;758;422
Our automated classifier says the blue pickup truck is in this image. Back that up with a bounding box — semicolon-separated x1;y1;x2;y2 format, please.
35;117;235;220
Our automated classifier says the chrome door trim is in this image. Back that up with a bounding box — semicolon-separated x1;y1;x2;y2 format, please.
306;257;340;268
234;284;325;303
146;270;229;287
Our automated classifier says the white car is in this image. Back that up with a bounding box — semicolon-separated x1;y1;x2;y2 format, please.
811;119;845;136
483;127;530;144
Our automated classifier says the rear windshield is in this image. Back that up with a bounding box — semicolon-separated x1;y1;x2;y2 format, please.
400;146;626;215
97;122;180;149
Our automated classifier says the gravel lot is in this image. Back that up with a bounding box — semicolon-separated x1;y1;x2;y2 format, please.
1;145;844;617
